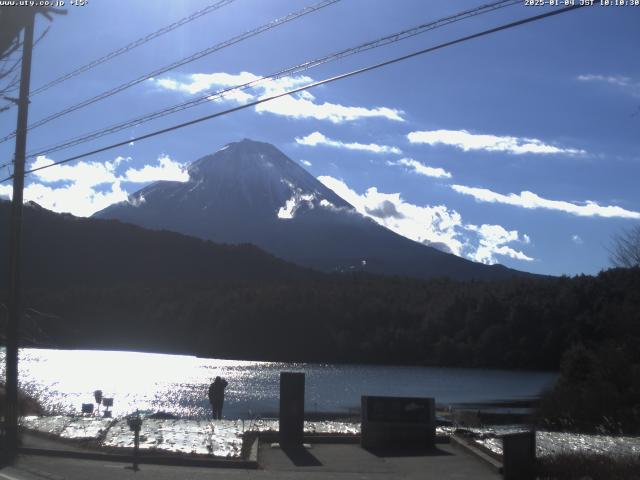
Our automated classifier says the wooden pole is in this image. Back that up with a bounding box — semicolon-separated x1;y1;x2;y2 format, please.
5;9;36;461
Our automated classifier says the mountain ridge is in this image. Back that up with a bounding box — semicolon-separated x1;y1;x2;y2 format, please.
94;139;534;281
0;199;313;291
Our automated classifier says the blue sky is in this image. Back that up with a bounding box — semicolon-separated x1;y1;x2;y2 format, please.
1;0;638;276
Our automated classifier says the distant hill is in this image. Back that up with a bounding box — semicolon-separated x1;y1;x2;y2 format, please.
95;139;532;281
0;200;313;291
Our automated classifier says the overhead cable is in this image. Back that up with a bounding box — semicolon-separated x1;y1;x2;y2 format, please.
0;4;587;185
0;0;340;144
27;0;519;159
31;0;238;97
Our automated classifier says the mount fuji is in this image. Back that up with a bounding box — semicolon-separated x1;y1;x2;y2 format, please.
94;139;528;280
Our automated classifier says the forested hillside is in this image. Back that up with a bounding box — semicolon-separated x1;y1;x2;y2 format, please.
13;268;640;371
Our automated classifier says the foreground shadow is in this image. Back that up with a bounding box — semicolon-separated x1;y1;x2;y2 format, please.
280;444;323;467
364;445;453;458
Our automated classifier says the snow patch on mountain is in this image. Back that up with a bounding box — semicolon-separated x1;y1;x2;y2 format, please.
277;190;316;219
128;194;146;207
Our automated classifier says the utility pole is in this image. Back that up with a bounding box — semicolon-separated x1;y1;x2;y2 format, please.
5;8;36;461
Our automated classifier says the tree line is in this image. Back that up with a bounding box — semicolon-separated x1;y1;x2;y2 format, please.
14;267;639;373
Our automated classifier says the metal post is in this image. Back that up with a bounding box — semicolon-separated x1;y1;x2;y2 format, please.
133;428;140;471
126;411;142;471
5;9;36;461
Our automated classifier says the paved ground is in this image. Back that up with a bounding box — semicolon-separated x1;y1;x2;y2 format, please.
20;415;360;458
0;441;500;480
259;442;501;479
18;433;87;452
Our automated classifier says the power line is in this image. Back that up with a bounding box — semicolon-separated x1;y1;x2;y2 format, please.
0;0;340;145
28;0;237;97
0;4;587;185
26;0;519;160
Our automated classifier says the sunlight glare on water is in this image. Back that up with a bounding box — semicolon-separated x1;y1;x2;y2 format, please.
0;348;557;419
0;348;274;418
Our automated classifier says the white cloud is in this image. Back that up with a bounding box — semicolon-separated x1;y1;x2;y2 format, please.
577;74;640;98
152;71;405;123
0;183;12;200
296;131;402;154
154;72;261;95
572;234;583;245
258;93;404;123
151;72;307;103
391;158;452;179
451;184;640;219
212;88;255;104
30;154;188;186
319;175;464;255
466;224;533;265
123;154;189;183
30;155;125;187
408;129;585;156
0;180;128;218
300;159;312;167
5;155;132;216
577;74;632;87
1;154;189;217
318;176;532;265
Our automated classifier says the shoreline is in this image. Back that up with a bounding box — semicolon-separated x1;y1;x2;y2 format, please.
2;344;561;374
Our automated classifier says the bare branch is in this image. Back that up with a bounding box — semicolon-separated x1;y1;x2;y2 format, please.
0;55;21;80
33;25;50;49
1;38;20;60
609;224;640;268
0;73;20;100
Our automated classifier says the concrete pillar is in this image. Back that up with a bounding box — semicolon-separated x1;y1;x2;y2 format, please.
502;430;536;480
279;372;305;446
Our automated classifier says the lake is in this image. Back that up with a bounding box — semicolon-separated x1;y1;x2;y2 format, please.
0;348;557;419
